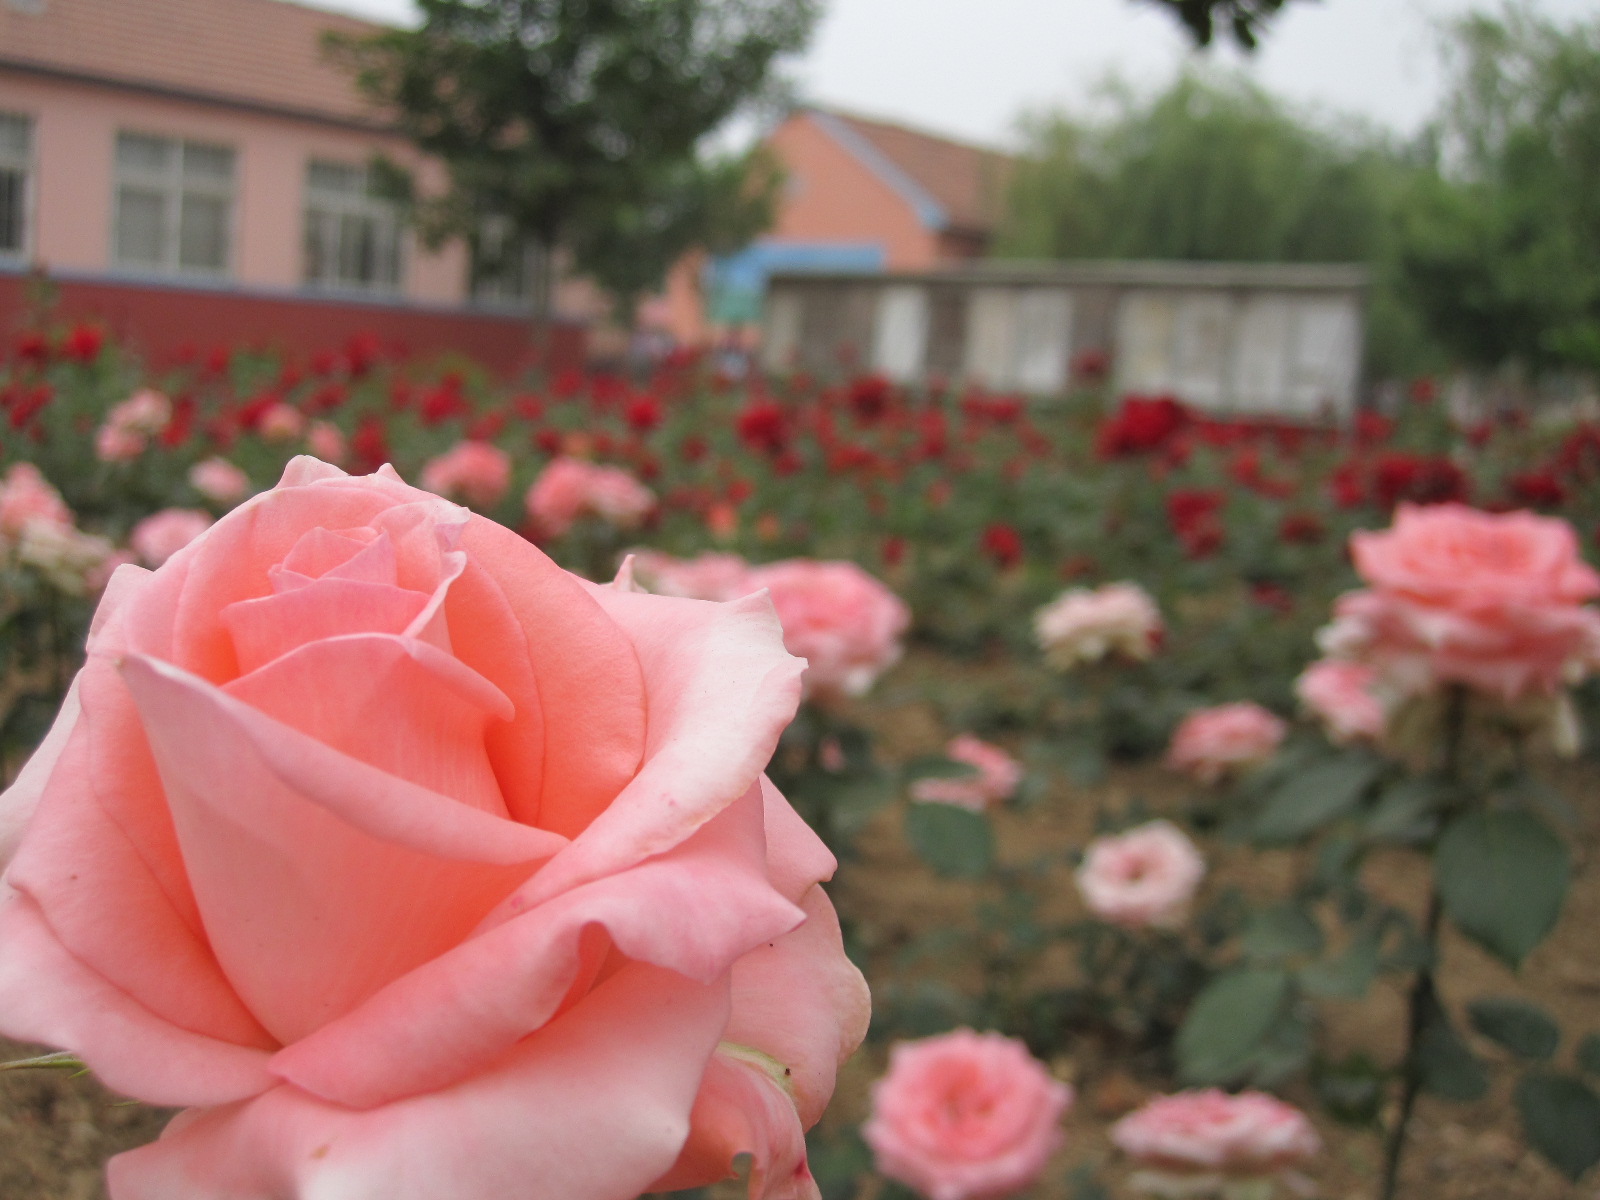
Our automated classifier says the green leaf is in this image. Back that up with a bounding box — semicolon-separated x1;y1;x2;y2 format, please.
902;755;981;782
904;803;994;878
1435;810;1571;968
1467;997;1560;1061
1240;904;1325;962
1253;755;1381;843
1515;1072;1600;1180
1248;1008;1315;1086
1416;994;1490;1102
1300;928;1382;998
1176;967;1292;1085
1578;1033;1600;1078
1366;778;1445;843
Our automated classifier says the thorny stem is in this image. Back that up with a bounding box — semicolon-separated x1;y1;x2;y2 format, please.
1379;685;1467;1200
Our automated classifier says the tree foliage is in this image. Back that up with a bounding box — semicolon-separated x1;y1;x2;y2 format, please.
330;0;816;311
1137;0;1305;49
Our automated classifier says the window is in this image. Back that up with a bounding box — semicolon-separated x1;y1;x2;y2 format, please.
112;132;235;276
0;112;31;260
303;160;402;292
469;215;544;308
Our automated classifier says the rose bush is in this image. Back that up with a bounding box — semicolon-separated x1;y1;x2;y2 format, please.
0;457;869;1200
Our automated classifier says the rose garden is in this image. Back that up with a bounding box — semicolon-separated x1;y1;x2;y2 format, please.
0;321;1593;1200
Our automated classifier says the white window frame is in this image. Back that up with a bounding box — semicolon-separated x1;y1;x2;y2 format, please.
110;131;236;278
302;160;403;294
0;111;34;264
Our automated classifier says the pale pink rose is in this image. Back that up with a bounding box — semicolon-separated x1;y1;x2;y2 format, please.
525;457;656;537
94;390;171;463
1166;703;1287;784
910;735;1023;811
1320;504;1600;701
188;458;252;506
0;457;867;1200
630;550;754;601
15;522;115;596
0;462;73;544
258;403;307;443
1076;820;1205;929
1034;582;1162;670
95;423;148;463
420;441;512;509
1295;659;1386;744
129;508;215;567
744;559;910;703
1111;1090;1319;1187
863;1029;1072;1200
307;421;346;465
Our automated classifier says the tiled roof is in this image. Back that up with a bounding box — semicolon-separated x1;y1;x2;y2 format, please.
0;0;389;126
821;109;1013;236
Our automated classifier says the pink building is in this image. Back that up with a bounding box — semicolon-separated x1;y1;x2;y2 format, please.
0;0;582;369
648;107;1014;344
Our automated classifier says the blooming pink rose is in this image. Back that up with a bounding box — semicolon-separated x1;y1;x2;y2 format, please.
744;560;910;703
189;458;252;506
95;423;148;463
1320;504;1600;701
1034;582;1162;670
1111;1090;1319;1187
863;1029;1072;1200
630;550;754;602
1166;703;1286;784
1295;659;1386;744
0;458;868;1200
258;403;307;443
910;735;1023;811
307;421;346;465
95;390;172;463
0;462;73;544
1075;820;1205;929
420;441;512;509
130;508;215;568
526;458;656;537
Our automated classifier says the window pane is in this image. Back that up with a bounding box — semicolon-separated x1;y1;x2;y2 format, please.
0;168;23;253
340;212;375;283
116;133;171;174
0;113;28;162
182;142;234;183
114;186;167;265
179;192;228;270
308;160;362;196
304;208;334;283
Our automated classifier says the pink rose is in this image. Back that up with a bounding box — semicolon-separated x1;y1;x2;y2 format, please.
307;421;346;465
0;462;73;544
1166;703;1287;784
1295;659;1386;744
420;441;512;509
863;1029;1072;1200
910;735;1023;811
1110;1090;1319;1187
1320;504;1600;700
189;458;252;506
15;521;115;596
95;390;172;463
526;457;656;537
1075;820;1205;929
0;458;868;1200
744;559;910;703
630;550;754;601
95;423;148;463
258;403;307;443
130;508;215;567
1034;582;1162;670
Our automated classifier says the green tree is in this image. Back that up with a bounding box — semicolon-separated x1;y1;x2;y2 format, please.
331;0;816;321
1137;0;1306;49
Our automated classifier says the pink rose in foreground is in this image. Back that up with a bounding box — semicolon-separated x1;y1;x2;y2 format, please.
1034;582;1162;670
1318;504;1600;701
1166;702;1287;784
526;457;656;537
420;440;512;509
189;458;252;506
863;1029;1072;1200
744;559;909;703
0;462;73;544
307;420;346;465
129;508;215;567
630;550;754;601
1111;1090;1319;1189
0;458;868;1200
1076;820;1204;929
910;735;1023;811
1295;659;1386;744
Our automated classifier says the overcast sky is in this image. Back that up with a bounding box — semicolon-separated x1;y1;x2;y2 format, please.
313;0;1600;147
